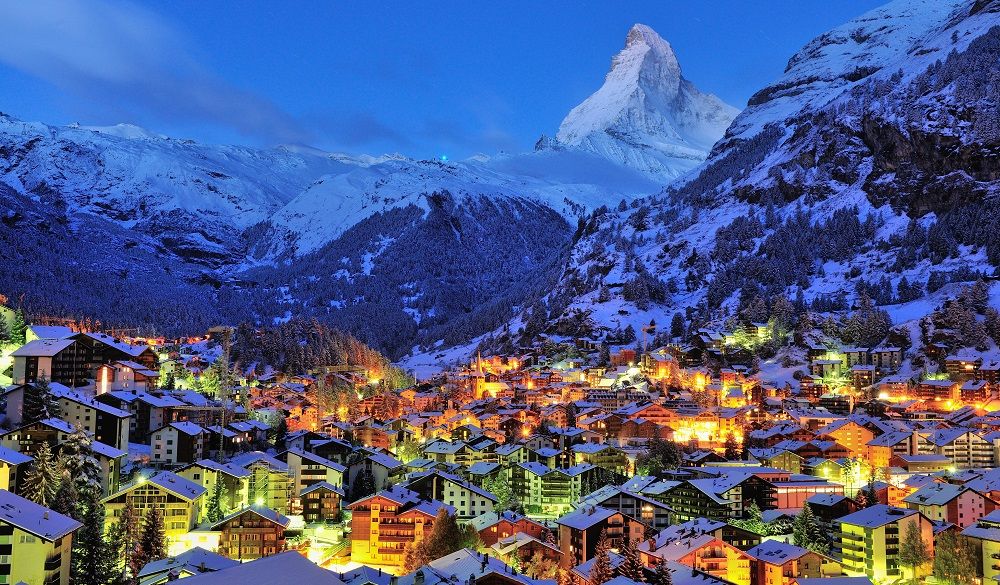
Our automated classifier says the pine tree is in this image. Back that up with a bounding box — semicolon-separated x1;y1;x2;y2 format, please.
933;531;978;585
73;501;112;585
50;477;80;520
60;426;105;501
11;308;25;345
108;501;142;585
619;537;646;582
137;507;166;571
207;478;225;523
557;568;577;585
650;559;673;585
792;504;828;554
590;529;614;585
350;467;376;501
22;376;61;424
899;520;930;582
274;417;288;450
403;508;465;570
724;433;740;460
22;441;61;506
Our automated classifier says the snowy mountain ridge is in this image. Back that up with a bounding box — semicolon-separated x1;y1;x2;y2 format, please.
552;24;739;182
464;0;1000;367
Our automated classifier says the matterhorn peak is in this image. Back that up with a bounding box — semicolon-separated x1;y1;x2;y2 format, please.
555;23;738;183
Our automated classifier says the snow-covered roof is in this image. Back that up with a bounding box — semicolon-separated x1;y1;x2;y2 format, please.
137;546;238;579
0;445;33;466
11;338;75;357
0;488;82;541
173;550;343;585
211;505;290;530
838;504;917;528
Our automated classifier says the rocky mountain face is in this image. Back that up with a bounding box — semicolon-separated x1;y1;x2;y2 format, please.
492;0;1000;352
549;24;739;182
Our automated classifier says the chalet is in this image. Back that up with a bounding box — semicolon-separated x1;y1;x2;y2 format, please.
231;451;293;514
945;354;983;382
915;427;994;468
3;382;131;449
869;347;902;372
404;469;497;519
103;471;206;554
838;505;933;582
211;506;290;561
641;532;753;585
0;417;76;456
746;540;830;585
556;506;644;568
150;421;206;466
95;360;160;394
347;451;405;494
914;379;959;403
578;485;673;532
89;439;127;496
281;448;346;506
348;485;451;568
470;510;547;547
134;547;238;584
491;532;562;567
961;509;1000;583
572;443;631;476
865;431;912;470
301;481;345;524
96;390;186;440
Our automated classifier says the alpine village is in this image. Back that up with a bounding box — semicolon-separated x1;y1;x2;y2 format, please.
3;2;1000;585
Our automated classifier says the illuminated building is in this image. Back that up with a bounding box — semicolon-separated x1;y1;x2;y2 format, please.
348;485;449;568
103;471;206;555
0;489;80;585
747;540;831;585
838;505;933;582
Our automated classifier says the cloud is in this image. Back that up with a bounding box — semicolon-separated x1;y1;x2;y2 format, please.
0;0;310;144
313;111;414;150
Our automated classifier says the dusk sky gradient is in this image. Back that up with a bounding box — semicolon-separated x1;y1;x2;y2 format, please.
0;0;885;158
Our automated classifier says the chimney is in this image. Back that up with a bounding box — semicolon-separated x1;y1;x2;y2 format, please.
415;570;425;585
43;512;49;520
379;568;383;576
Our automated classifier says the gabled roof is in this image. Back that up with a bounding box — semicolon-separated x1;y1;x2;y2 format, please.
137;546;238;579
405;469;497;501
282;447;346;473
170;550;342;585
300;481;345;497
210;505;290;530
180;459;252;479
839;504;917;528
747;539;812;563
0;488;81;541
903;482;970;506
231;451;289;473
106;471;207;502
0;445;33;466
555;505;617;529
11;338;75;357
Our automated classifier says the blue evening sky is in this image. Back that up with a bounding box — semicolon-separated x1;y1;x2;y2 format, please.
0;1;884;158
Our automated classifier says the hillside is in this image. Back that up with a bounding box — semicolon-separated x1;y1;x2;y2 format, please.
484;0;1000;356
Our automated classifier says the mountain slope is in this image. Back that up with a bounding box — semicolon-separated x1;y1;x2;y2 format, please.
490;0;1000;354
551;24;739;182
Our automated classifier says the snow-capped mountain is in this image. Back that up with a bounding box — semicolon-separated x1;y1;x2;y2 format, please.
0;114;362;265
478;0;1000;358
550;24;739;183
